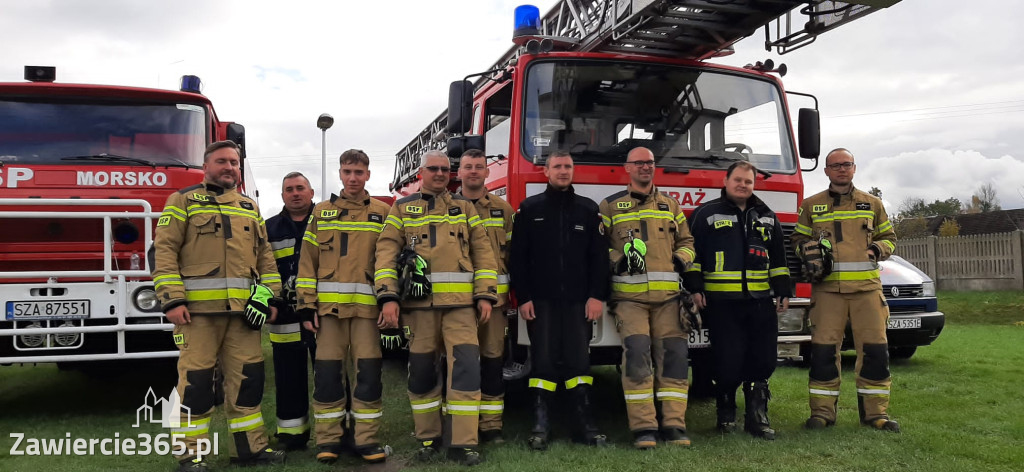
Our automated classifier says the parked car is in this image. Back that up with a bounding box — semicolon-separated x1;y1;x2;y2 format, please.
864;255;945;359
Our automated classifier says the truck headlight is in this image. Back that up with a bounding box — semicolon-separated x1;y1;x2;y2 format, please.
922;281;936;297
778;307;805;332
133;287;160;312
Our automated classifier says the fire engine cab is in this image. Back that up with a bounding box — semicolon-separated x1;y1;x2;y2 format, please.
0;67;246;370
389;0;903;383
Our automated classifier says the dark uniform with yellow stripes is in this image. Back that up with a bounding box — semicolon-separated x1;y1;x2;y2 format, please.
265;204;316;449
792;186;897;429
689;190;791;436
152;181;282;463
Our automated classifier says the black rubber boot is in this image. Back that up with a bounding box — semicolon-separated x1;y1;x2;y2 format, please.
743;381;776;440
716;387;738;433
527;389;551;451
572;385;608;446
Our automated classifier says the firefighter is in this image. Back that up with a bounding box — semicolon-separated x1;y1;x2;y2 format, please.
264;171;317;451
456;148;514;444
688;161;791;440
792;148;900;432
296;150;392;464
510;150;609;450
374;150;499;466
153;140;285;471
599;147;698;449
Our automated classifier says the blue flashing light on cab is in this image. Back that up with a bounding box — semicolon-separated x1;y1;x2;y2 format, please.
513;4;541;38
179;75;202;94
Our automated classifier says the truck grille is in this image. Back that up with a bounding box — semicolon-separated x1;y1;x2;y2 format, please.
779;223;804;282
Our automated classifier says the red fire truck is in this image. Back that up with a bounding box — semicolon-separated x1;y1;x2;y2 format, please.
0;66;246;370
390;1;903;384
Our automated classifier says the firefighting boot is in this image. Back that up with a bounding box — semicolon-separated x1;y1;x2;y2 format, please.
716;388;738;433
527;390;552;451
414;438;441;462
446;447;484;466
864;417;902;433
571;385;608;447
229;447;286;466
177;457;208;472
743;381;775;440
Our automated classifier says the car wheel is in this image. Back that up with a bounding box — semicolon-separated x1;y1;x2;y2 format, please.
889;346;917;360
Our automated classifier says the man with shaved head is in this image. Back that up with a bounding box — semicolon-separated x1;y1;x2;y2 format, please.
599;147;699;449
792;148;900;433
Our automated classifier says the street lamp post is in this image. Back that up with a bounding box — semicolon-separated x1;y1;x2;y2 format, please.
316;113;334;198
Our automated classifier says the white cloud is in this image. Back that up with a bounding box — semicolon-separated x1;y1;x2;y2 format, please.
2;0;1022;217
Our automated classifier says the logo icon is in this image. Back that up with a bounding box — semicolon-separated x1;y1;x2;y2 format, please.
890;286;900;298
133;387;193;429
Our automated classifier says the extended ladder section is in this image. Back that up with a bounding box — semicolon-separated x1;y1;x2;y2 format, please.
391;0;901;189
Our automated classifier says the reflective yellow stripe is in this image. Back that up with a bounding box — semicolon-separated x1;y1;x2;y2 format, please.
611;281;680;292
769;267;791;277
185;288;250;302
446;400;481;415
715;251;724;272
273;246;295;259
402;214;468;227
260;273;281;284
317;221;385;233
624;389;654;403
270;332;301;343
351;409;383;422
228;412;264;432
479;401;504;413
302;230;319;246
811;210;875;223
529;378;557;391
676;247;695;260
385;215;404;229
823;270;880;281
172;416;211;437
880;240;896;252
374;269;398;282
565;376;593;389
656;388;689;401
317;293;378;305
432;282;474;293
411;398;442;413
876;220;893;233
675;212;687;224
296;278;317;289
600;214;612;226
474;270;498;280
314;408;346;422
154;274;183;289
704;282;770;292
163;205;187;220
794;223;812;236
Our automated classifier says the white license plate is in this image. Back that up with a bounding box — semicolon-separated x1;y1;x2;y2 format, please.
688;328;710;348
887;318;921;329
5;300;91;321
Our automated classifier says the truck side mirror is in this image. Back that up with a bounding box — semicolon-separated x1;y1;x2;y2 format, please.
447;135;486;158
226;123;246;159
798;108;819;160
446;80;474;134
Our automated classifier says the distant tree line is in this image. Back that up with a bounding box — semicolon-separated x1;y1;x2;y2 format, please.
870;183;1002;238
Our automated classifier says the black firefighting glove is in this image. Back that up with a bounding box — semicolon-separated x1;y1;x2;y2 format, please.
799;239;833;283
297;308;316;324
747;242;770;270
243;284;274;330
623;239;647;275
678;290;701;333
282;275;298;309
398;247;431;300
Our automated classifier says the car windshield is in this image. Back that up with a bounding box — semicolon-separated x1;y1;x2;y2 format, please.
522;59;796;173
0;99;207;167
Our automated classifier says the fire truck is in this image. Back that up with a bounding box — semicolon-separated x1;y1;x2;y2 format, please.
0;67;246;370
390;1;907;384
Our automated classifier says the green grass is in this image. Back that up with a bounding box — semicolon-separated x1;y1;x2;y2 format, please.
938;290;1024;325
2;292;1023;471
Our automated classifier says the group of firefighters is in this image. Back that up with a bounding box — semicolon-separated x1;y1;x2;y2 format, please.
152;141;899;471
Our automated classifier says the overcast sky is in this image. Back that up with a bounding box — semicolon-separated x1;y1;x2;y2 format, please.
2;0;1021;216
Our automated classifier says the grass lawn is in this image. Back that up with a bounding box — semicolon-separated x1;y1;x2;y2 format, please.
2;293;1023;471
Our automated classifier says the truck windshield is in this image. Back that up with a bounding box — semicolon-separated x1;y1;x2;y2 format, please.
0;99;207;167
522;59;796;173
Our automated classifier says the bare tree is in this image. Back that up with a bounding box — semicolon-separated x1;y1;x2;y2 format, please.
965;183;1001;213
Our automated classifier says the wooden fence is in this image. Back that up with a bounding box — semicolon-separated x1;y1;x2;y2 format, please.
896;231;1024;291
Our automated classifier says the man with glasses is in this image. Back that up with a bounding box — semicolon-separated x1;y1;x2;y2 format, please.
374;150;499;466
792;148;900;432
510;150;609;450
599;147;699;449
